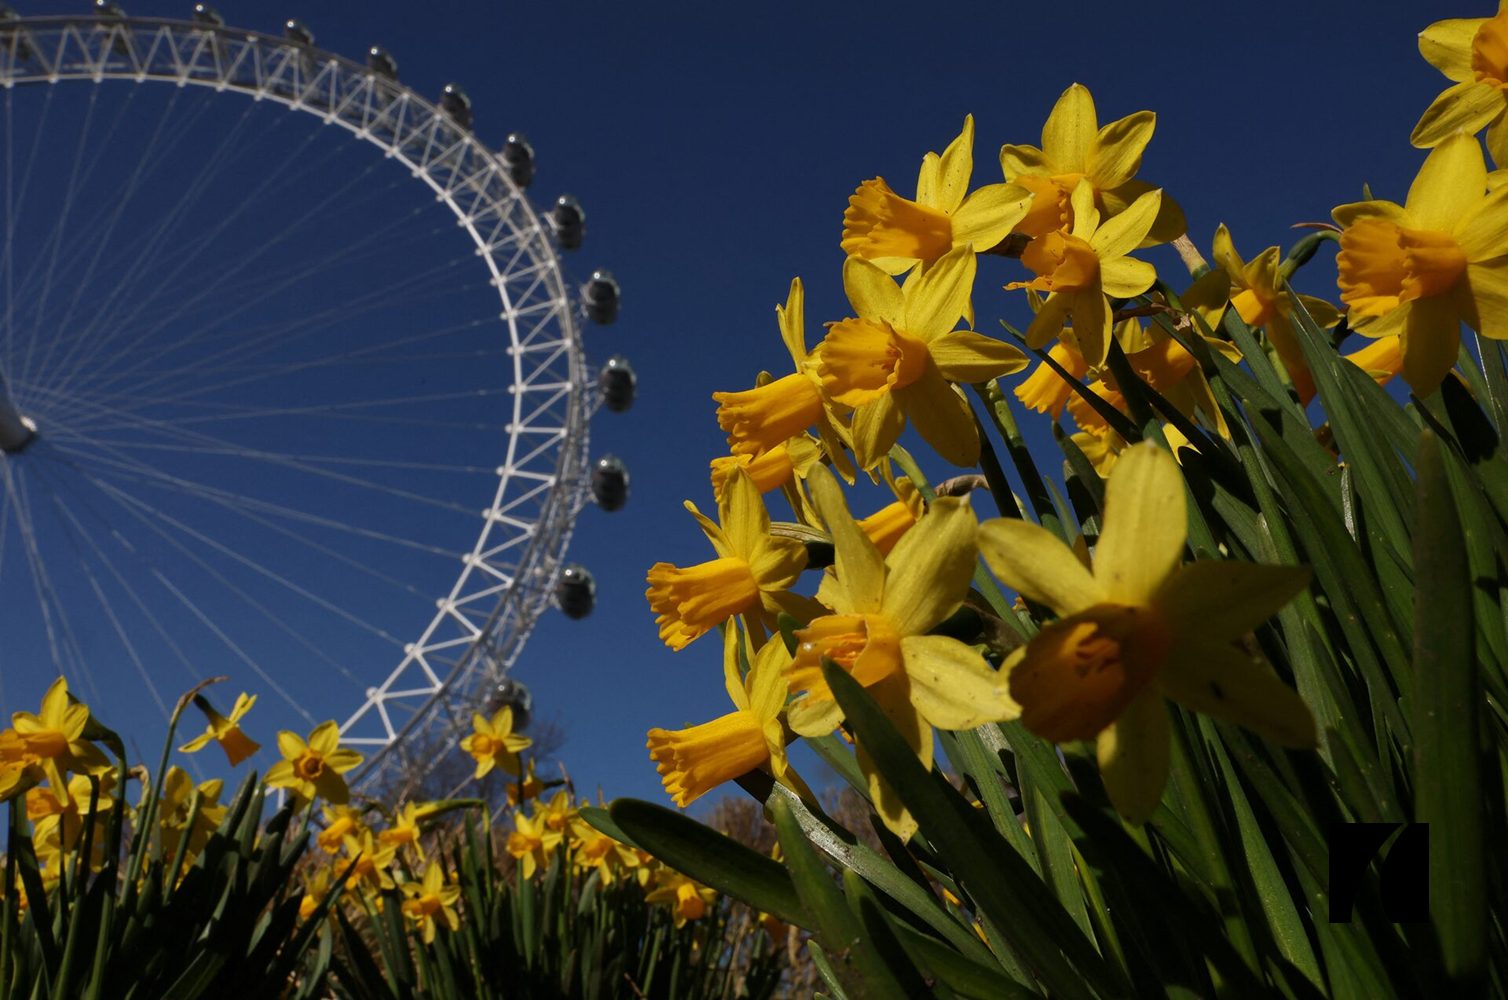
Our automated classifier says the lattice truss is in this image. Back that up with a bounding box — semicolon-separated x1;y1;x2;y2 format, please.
0;17;595;789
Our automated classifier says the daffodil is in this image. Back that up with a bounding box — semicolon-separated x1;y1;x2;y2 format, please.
646;869;717;928
379;801;438;857
265;721;363;805
1066;326;1239;441
158;767;226;868
506;757;545;806
645;466;810;650
820;247;1027;468
400;864;461;944
536;788;577;837
508;809;561;879
460;705;531;779
1413;5;1508;163
339;831;397;895
1016;338;1092;417
569;812;637;886
646;628;794;807
784;465;1017;838
1211;225;1339;404
28;772;114;855
999;83;1184;243
11;677;111;803
978;443;1316;822
317;804;368;854
178;692;260;767
1008;180;1162;366
0;728;40;803
1333;133;1508;390
842;115;1032;273
713;278;853;474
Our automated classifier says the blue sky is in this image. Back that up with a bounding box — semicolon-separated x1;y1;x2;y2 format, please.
0;0;1448;808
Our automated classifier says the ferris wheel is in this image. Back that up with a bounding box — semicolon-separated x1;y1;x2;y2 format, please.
0;5;634;796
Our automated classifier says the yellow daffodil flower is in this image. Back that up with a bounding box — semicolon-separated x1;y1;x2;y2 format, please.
506;757;544;806
646;869;717;928
317;804;368;854
0;728;40;803
1016;338;1092;417
1008;180;1162;366
400;864;461;944
784;465;1017;838
178;692;260;767
378;801;437;857
820;247;1027;468
978;443;1316;822
536;788;577;837
645;466;810;650
1211;225;1339;404
1333;133;1508;390
1000;83;1184;243
299;868;332;922
339;831;397;895
1066;326;1238;441
569;812;637;886
11;677;111;804
842;115;1033;273
28;772;114;854
265;721;363;805
713;278;853;475
508;809;561;879
460;705;531;779
646;627;794;807
1413;5;1508;163
158;767;226;869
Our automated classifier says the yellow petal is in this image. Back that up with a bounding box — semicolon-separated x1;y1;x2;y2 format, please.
1420;17;1489;83
1090;188;1163;260
1332;199;1408;229
928;329;1028;382
1489;115;1508;170
309;720;341;756
1093;443;1187;605
277;730;308;761
856;675;929;840
683;500;733;560
1042;83;1097;171
1161;640;1317;748
850;392;905;470
746;535;806;592
1068;179;1099;241
808;464;885;614
843;256;904;325
1103;181;1185;245
998;142;1053;181
951;183;1032;252
915;151;941;207
901;635;1017;729
1211;224;1245;280
1095;691;1169;824
747;633;793;723
934;115;974;215
787;692;845;738
977;518;1105;615
1400;292;1463;391
778;278;807;368
1068;290;1112;367
1453;184;1508;258
1406;133;1489;232
1410;80;1503;149
894;365;979;467
1089;110;1155;190
325;748;364;773
1023;291;1071;350
1155;561;1310;641
881;496;976;636
903;244;975;338
1466;258;1508;339
1098;257;1157;299
719;467;769;558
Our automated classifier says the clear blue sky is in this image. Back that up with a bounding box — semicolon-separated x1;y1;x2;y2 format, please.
0;0;1443;809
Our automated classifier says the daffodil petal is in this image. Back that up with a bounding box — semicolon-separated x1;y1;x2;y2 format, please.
310;720;341;756
719;467;769;557
1094;443;1187;605
935;115;974;215
787;692;844;737
1095;691;1169;824
1069;179;1099;240
1156;561;1310;641
1042;83;1097;171
1406;133;1489;232
1489;115;1508;171
1099;257;1158;299
928;329;1028;382
277;730;307;759
778;278;807;368
915;151;941;208
1089;110;1155;190
978;517;1105;615
1400;292;1463;391
1410;80;1503;150
1420;17;1488;83
951;183;1032;252
894;365;980;467
1454;185;1508;258
999;143;1053;181
748;634;792;723
1023;291;1071;350
843;256;904;325
850;393;905;470
1068;290;1112;367
808;464;885;614
684;499;734;559
903;244;975;337
1211;223;1244;280
856;674;928;840
1467;259;1508;339
746;535;806;592
881;496;976;636
902;634;1018;729
1161;640;1317;748
1090;188;1163;259
1332;199;1408;229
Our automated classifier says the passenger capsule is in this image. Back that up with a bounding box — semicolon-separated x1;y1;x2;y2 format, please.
554;564;596;620
367;45;398;80
598;355;635;412
581;269;619;325
591;455;629;511
501;133;535;189
549;194;584;250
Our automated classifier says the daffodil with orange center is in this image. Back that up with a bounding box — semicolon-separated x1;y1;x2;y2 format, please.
178;692;260;767
1333;133;1508;390
508;809;562;880
338;831;397;895
1015;338;1091;417
265;720;363;805
645;466;810;651
1413;5;1508;163
11;677;111;804
784;465;1016;838
317;804;368;854
157;767;226;870
820;246;1027;468
712;278;854;473
842;115;1032;274
569;812;637;886
1009;180;1162;365
999;83;1185;243
400;864;461;944
506;757;545;806
379;801;439;858
979;444;1317;822
646;869;717;928
1066;327;1238;441
460;705;531;779
1211;225;1339;404
647;627;794;807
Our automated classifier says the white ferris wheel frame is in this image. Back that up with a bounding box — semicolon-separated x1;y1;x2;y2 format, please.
0;14;595;792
